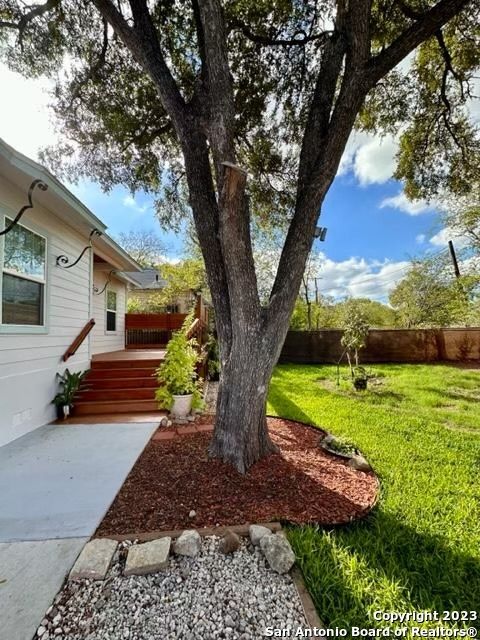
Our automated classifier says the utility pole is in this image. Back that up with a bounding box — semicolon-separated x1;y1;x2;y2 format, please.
448;240;461;279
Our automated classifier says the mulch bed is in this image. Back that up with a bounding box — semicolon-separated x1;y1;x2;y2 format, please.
95;418;378;536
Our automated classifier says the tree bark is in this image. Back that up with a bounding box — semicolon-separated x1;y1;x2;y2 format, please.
209;325;280;473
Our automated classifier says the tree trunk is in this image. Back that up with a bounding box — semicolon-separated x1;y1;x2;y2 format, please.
208;329;280;473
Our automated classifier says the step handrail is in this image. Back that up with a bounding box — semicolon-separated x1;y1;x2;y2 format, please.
63;318;96;362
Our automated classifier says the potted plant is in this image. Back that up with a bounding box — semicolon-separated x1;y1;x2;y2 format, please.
53;368;89;419
155;313;203;417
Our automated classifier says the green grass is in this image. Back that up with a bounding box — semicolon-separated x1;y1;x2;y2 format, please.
267;364;480;634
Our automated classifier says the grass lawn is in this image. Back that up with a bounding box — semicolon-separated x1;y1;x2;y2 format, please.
267;364;480;633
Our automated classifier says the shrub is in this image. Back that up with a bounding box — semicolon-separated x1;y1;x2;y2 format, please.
155;312;203;410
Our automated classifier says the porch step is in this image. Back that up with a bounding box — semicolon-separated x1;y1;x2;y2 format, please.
73;399;160;415
81;376;157;389
86;367;158;380
91;359;163;370
76;387;157;402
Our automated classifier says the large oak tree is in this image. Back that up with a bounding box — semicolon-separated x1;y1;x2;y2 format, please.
1;0;479;471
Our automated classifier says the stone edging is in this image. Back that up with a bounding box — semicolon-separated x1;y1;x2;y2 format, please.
96;522;325;630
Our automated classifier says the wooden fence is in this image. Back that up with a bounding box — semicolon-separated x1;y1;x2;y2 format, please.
125;294;210;349
279;328;480;364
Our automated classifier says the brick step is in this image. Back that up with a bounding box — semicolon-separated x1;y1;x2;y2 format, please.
76;387;157;401
86;367;157;380
81;376;157;390
73;399;160;415
91;359;163;370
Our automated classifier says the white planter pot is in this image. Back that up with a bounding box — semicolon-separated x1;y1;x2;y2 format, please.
171;394;193;418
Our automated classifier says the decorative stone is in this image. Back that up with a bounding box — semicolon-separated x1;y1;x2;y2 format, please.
173;530;202;557
259;533;295;574
249;524;271;546
69;538;118;581
188;509;196;518
124;537;171;576
37;626;47;637
348;454;372;472
219;529;241;554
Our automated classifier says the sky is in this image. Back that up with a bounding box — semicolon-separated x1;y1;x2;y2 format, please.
0;61;476;302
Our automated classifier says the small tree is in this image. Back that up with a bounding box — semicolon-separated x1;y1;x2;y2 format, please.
341;305;370;378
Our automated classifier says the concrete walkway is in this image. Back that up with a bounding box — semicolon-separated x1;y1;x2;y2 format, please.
0;422;157;640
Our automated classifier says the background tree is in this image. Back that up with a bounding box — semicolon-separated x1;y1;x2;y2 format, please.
437;190;480;253
389;254;479;327
1;0;479;471
117;229;166;267
128;258;207;312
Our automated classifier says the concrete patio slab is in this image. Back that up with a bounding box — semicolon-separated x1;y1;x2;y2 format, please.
0;422;157;542
0;538;87;640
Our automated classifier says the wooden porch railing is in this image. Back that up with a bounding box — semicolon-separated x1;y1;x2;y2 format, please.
63;318;95;362
125;294;210;349
125;312;188;348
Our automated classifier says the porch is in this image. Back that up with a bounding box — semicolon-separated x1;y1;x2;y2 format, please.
73;348;166;416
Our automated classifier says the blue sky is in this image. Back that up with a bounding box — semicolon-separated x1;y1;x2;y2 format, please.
0;62;472;301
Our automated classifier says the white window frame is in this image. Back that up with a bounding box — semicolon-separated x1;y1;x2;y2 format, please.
0;211;49;334
105;288;117;334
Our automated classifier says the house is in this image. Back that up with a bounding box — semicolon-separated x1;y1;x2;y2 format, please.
0;139;146;447
126;267;196;314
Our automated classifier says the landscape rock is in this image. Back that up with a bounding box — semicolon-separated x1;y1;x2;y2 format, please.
188;509;196;518
219;529;241;554
259;533;295;574
249;524;271;546
348;454;372;472
69;538;118;581
124;537;171;576
39;535;306;638
174;530;202;557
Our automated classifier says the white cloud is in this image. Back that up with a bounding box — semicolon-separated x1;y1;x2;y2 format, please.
380;191;433;215
0;63;57;159
309;253;410;301
429;226;469;249
122;194;148;213
416;233;426;244
354;135;398;185
338;131;399;185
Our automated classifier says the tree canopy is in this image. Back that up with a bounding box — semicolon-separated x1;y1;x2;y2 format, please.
1;1;479;223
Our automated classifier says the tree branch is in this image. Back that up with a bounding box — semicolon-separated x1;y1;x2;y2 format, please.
229;18;332;47
195;0;236;166
367;0;471;85
0;0;60;48
91;0;186;132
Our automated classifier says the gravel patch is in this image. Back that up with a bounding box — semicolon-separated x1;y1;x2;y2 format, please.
37;536;306;640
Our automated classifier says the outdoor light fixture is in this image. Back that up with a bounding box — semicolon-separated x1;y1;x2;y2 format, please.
314;226;328;241
0;179;48;236
56;228;102;269
93;269;116;295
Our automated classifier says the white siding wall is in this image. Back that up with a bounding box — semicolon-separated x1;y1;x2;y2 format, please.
0;175;91;446
90;268;126;355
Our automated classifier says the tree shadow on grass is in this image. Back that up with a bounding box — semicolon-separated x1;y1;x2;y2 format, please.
289;509;480;631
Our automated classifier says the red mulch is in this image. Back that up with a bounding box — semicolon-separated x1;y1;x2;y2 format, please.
95;418;378;536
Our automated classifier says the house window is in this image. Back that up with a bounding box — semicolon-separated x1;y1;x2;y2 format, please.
1;218;46;326
106;289;117;332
